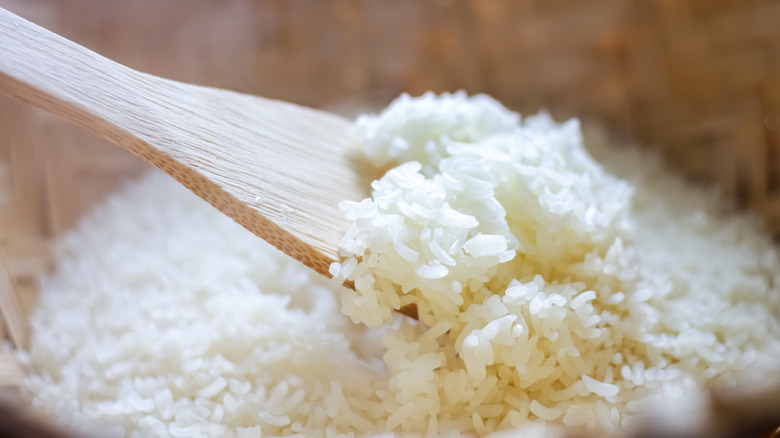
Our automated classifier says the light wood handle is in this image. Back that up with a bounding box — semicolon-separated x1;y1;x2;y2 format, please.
0;7;161;149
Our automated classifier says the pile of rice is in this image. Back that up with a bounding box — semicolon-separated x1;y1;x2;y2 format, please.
23;92;780;437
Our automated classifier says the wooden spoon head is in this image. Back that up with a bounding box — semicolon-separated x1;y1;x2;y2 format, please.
130;83;373;277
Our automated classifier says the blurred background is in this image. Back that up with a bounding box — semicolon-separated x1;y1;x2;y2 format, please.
0;0;779;385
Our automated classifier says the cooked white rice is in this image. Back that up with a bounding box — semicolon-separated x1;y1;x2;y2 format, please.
336;92;780;434
23;92;780;438
23;173;389;438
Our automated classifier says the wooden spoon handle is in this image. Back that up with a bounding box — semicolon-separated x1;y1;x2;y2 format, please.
0;8;225;168
0;7;155;147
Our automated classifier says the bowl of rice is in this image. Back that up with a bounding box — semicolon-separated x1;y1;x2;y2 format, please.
1;2;779;438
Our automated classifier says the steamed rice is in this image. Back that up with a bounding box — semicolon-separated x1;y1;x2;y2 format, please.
22;92;780;437
337;92;780;434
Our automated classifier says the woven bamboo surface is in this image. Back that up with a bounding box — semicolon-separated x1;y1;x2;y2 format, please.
0;0;779;399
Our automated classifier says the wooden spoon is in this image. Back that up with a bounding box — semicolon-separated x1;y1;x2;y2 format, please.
0;9;364;275
0;8;418;318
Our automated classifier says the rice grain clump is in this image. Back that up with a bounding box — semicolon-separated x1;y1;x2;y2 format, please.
335;92;780;435
23;92;780;438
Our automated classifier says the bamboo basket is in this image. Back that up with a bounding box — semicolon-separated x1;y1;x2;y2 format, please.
1;0;779;433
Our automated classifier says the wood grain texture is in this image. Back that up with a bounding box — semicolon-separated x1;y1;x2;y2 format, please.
0;251;27;349
0;7;369;276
